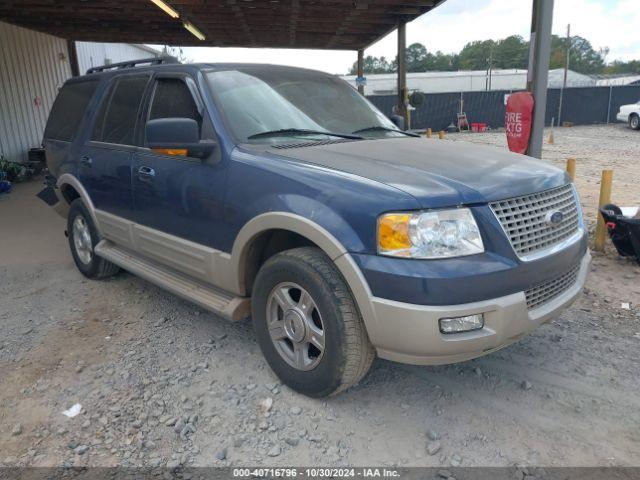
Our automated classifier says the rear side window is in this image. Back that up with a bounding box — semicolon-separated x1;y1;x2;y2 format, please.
44;80;98;141
92;75;149;145
149;78;201;127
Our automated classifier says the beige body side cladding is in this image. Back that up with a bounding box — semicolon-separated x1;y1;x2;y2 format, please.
91;209;377;337
94;240;250;321
56;174;372;330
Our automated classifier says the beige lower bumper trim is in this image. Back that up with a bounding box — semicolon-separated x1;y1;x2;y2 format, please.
370;251;591;366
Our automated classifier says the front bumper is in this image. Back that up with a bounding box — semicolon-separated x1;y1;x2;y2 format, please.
369;251;590;365
616;112;628;123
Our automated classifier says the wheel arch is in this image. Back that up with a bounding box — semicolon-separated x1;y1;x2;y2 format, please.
229;212;380;343
232;212;348;293
55;173;101;233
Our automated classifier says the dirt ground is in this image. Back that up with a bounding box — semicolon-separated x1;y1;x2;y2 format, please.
1;124;639;469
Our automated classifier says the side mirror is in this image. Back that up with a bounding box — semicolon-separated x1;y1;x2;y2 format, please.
145;117;215;159
389;114;406;131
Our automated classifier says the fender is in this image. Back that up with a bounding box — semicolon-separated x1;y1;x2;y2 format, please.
55;173;102;235
229;212;382;345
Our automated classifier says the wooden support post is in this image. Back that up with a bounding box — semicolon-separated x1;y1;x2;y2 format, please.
438;131;445;139
396;21;408;128
594;169;613;252
425;128;432;138
357;49;364;95
67;39;80;77
566;158;576;181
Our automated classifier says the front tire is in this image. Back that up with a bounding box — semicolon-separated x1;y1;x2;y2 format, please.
67;198;120;279
251;247;375;397
630;114;640;130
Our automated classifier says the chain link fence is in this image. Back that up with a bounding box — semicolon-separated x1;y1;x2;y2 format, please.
367;85;640;131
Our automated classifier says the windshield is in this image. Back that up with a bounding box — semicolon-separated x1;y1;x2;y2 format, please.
205;67;402;144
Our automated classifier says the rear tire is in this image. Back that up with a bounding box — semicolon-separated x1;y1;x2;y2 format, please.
251;247;375;397
630;114;640;130
67;198;120;279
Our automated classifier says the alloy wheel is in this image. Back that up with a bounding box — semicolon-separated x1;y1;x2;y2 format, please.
266;282;325;371
72;216;93;265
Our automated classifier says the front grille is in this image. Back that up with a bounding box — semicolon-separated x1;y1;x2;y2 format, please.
525;264;580;310
490;184;580;259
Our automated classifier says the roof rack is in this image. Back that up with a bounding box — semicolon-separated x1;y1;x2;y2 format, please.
86;56;179;75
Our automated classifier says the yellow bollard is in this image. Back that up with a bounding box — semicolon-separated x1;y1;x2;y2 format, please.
425;128;432;138
566;158;576;181
594;169;613;252
548;131;555;144
438;130;445;140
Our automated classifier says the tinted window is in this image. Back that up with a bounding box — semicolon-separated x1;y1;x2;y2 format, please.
149;78;201;126
44;80;98;141
92;76;148;145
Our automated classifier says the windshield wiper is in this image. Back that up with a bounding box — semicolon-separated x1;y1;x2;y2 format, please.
248;128;363;140
352;126;419;137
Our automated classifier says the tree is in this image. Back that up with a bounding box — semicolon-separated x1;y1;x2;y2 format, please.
346;35;632;76
604;60;640;75
549;35;604;74
348;43;458;74
493;35;528;69
348;55;393;74
161;45;190;63
430;51;459;71
405;43;428;72
457;40;497;70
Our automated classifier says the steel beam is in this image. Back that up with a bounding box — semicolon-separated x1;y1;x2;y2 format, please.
527;0;554;158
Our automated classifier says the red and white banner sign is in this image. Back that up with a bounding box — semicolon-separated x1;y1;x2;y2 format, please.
505;92;534;154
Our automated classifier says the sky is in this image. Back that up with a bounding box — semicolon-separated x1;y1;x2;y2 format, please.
171;0;640;75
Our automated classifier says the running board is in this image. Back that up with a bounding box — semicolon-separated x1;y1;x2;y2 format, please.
94;240;250;321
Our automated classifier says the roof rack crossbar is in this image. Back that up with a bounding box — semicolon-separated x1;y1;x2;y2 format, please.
86;56;179;75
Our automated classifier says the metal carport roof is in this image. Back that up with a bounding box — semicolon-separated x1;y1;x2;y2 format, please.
0;1;444;50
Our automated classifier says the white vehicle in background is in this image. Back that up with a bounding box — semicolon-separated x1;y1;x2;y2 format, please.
617;101;640;130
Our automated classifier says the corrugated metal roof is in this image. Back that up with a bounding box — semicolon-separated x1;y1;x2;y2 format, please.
0;1;446;51
0;21;71;163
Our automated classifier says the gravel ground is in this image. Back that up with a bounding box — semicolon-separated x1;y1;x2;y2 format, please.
1;125;639;469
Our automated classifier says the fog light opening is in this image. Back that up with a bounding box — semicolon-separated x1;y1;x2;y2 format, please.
439;314;484;334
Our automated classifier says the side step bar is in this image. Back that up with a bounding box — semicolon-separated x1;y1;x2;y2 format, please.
94;240;250;321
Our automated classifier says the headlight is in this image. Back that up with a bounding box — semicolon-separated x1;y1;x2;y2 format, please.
378;208;484;259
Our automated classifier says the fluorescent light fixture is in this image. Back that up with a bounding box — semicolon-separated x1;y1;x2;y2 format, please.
183;21;205;41
150;0;179;18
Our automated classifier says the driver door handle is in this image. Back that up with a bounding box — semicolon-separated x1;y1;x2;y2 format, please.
137;166;155;179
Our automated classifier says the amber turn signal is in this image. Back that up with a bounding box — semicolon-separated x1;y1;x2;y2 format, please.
378;213;412;252
151;148;188;157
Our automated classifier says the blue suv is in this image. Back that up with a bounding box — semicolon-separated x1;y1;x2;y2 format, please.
40;59;590;397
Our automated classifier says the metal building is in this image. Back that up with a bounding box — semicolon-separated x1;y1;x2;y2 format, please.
342;69;598;95
75;42;160;73
0;20;159;164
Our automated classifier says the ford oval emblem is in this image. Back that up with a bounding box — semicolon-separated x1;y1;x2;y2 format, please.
545;210;564;226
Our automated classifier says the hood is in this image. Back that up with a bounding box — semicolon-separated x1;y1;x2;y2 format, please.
269;137;567;208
